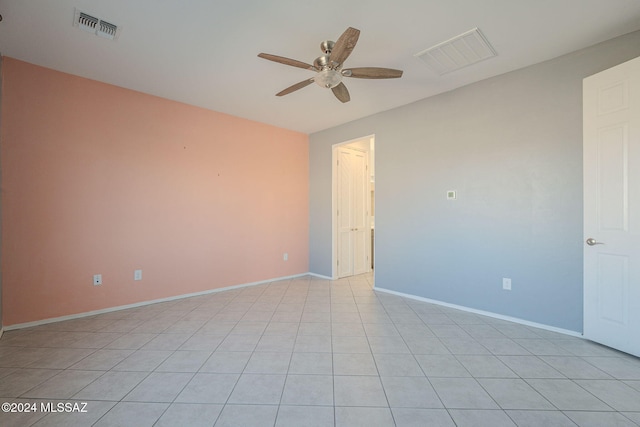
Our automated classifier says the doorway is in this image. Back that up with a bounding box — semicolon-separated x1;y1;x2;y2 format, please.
332;135;374;280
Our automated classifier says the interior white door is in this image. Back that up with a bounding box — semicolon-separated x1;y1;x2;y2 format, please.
352;149;369;275
337;148;354;278
337;147;369;278
583;55;640;357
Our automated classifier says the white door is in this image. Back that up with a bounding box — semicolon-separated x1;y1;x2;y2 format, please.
337;148;354;278
583;56;640;357
352;148;369;275
337;147;369;278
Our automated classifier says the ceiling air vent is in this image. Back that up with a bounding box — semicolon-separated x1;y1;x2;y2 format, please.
73;9;121;41
414;28;496;75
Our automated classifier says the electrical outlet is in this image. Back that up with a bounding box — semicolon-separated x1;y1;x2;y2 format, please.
502;278;512;290
283;253;288;261
134;269;142;281
93;274;102;286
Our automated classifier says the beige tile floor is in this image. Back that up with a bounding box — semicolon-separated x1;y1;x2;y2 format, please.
1;273;640;426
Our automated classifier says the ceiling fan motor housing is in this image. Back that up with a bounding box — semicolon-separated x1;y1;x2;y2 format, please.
313;55;330;70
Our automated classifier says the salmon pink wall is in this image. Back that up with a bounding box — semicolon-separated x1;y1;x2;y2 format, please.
0;58;309;326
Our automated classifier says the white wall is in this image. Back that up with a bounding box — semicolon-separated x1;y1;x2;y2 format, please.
309;30;640;332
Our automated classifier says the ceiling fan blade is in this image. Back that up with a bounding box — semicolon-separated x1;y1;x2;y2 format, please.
343;67;403;79
258;53;315;70
331;82;350;103
276;78;315;96
329;27;360;66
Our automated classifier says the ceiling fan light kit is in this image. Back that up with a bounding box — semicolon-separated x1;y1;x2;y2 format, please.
315;69;342;89
258;27;403;103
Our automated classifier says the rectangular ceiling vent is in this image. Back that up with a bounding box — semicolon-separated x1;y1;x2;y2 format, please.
73;9;121;41
414;28;496;75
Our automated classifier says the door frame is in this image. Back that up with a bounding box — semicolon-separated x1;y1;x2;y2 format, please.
332;135;375;280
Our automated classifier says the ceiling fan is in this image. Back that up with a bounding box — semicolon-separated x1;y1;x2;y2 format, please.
258;27;403;103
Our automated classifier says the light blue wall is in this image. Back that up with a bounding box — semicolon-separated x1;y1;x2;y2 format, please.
309;31;640;332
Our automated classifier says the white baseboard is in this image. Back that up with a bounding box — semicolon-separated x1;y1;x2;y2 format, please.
308;272;334;280
5;274;580;338
0;327;3;340
374;286;583;338
4;272;311;331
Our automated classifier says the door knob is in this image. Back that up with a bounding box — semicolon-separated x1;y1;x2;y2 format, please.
586;238;603;246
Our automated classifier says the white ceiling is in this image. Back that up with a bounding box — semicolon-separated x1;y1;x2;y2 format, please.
2;0;640;134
